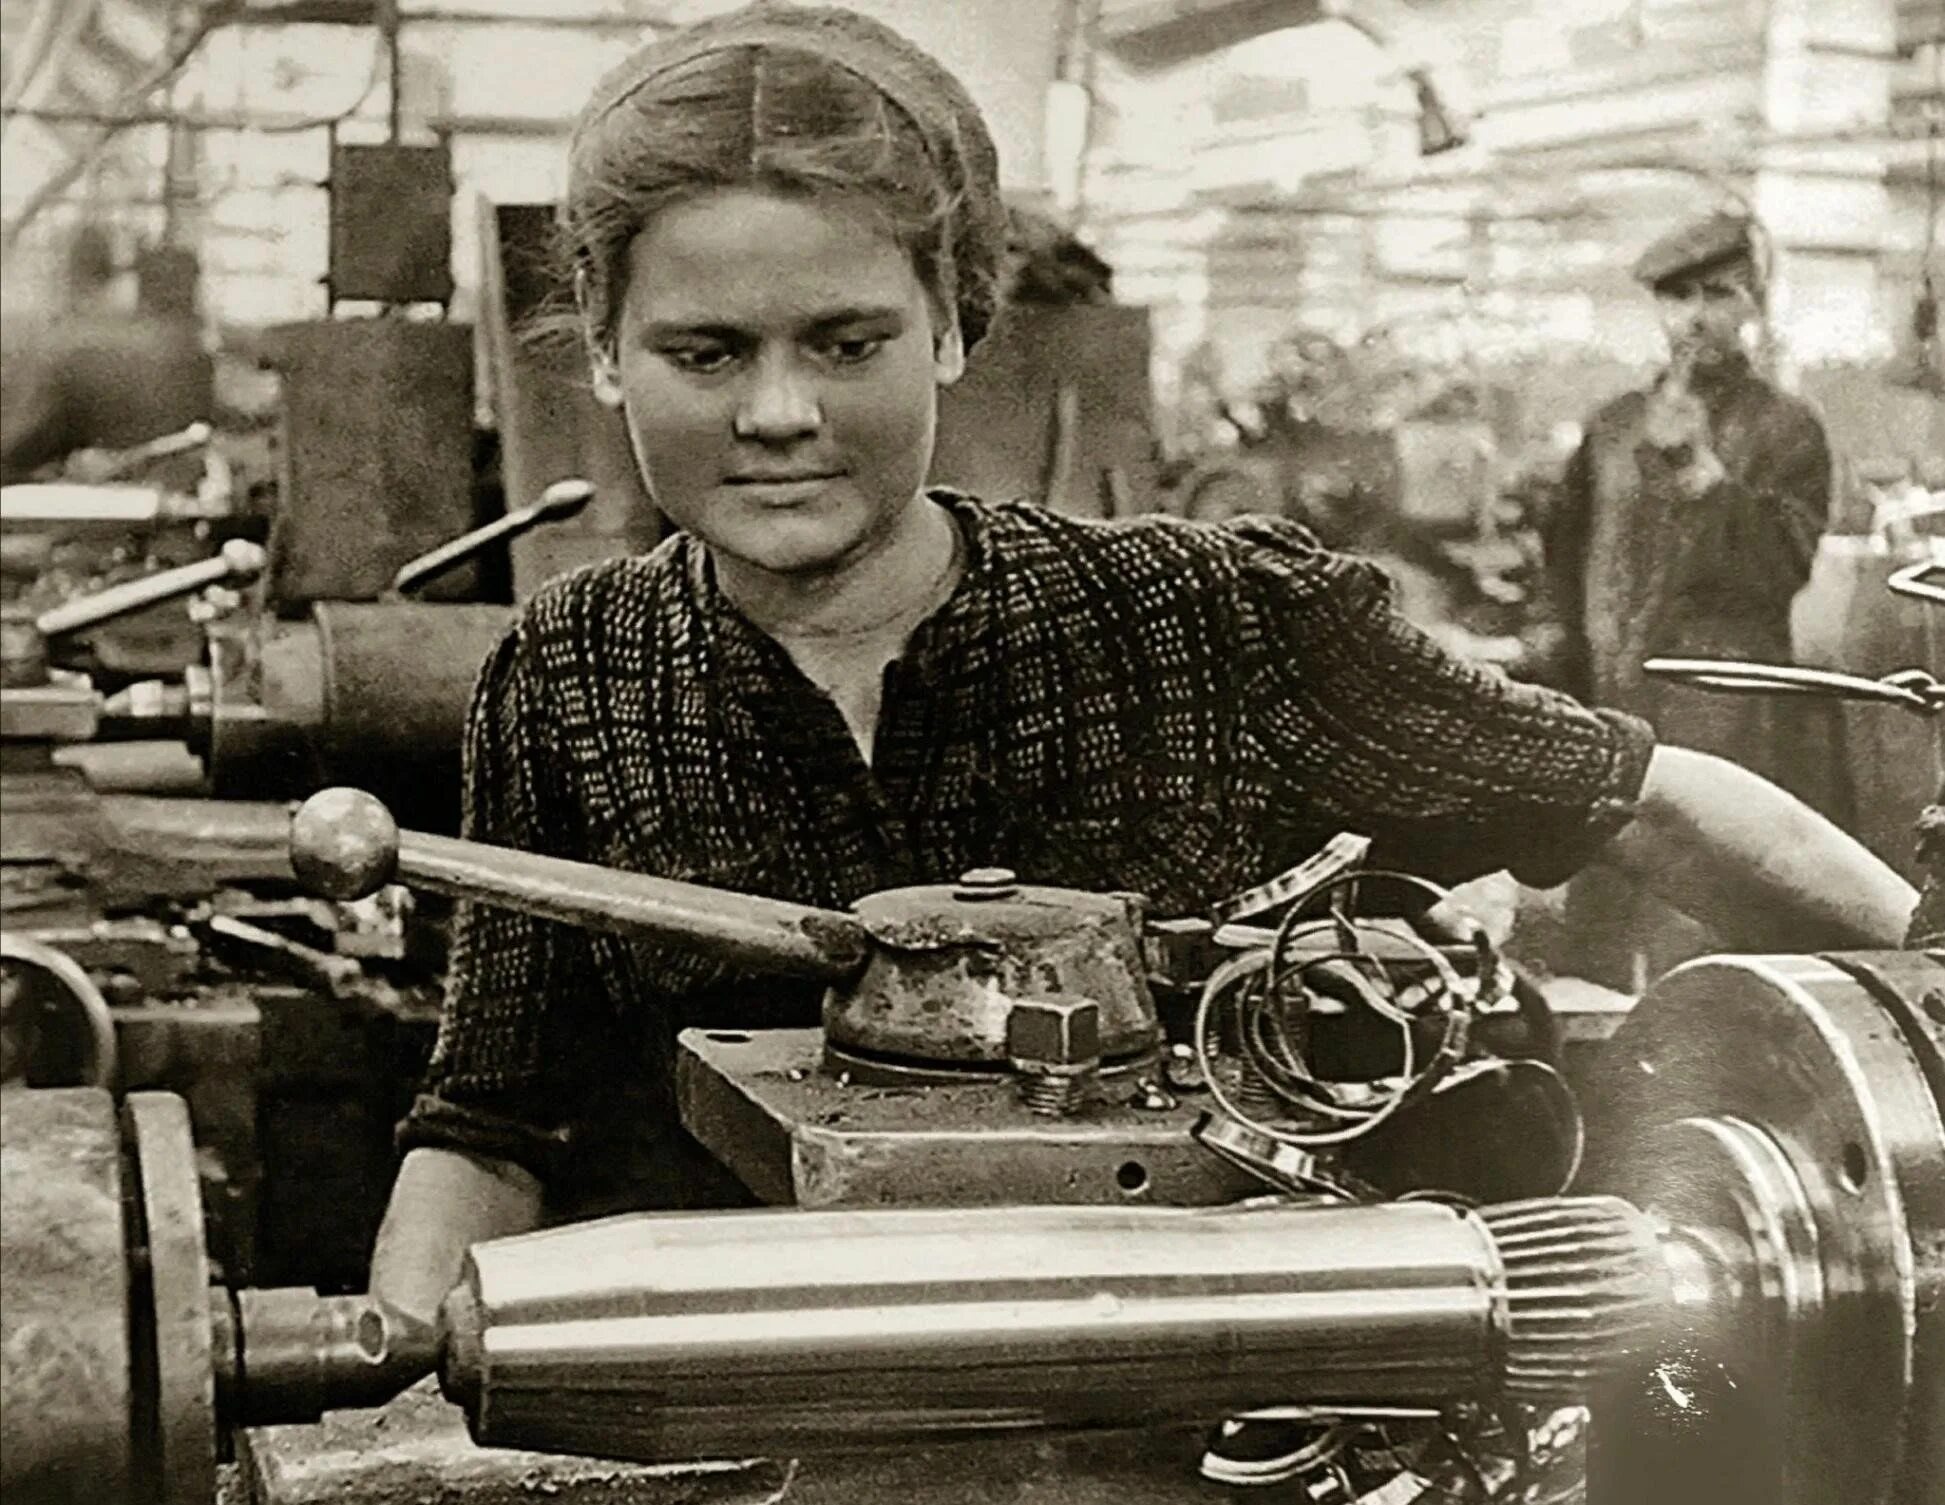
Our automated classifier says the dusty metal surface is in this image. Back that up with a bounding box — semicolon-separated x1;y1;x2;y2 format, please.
0;679;100;741
240;1376;1238;1505
0;1087;133;1501
677;1027;1257;1207
2;770;294;922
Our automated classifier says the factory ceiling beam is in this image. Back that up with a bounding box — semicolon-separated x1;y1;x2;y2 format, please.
228;3;671;28
1099;0;1471;152
1099;0;1330;72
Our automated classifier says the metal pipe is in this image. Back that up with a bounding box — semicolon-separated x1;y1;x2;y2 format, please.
440;1197;1669;1463
213;1288;439;1429
33;540;265;641
289;787;872;979
401;829;869;978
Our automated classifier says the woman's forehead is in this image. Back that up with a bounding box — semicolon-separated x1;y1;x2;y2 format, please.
621;188;926;325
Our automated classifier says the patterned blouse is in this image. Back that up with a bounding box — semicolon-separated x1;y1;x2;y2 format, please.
399;492;1654;1201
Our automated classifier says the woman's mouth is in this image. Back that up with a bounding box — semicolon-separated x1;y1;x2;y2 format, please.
726;473;843;505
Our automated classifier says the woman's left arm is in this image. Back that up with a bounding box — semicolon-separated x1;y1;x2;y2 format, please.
1594;744;1916;951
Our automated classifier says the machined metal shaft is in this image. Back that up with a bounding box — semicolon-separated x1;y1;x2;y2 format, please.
439;1196;1669;1464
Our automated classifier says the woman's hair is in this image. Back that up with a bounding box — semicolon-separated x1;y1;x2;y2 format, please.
556;5;1007;360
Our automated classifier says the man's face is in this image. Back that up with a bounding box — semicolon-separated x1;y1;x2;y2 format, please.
596;188;963;580
1655;262;1760;367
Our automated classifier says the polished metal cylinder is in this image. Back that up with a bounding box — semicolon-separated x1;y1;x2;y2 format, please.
441;1198;1659;1464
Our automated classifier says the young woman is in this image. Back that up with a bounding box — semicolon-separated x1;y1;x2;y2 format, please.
370;2;1915;1324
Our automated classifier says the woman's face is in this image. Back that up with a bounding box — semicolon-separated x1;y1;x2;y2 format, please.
596;188;964;579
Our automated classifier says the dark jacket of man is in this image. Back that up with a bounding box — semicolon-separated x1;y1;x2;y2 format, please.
1541;352;1834;798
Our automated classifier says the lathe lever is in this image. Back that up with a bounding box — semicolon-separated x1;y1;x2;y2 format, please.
289;786;872;979
388;478;595;598
32;539;266;642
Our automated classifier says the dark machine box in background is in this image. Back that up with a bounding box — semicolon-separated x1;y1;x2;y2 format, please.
257;319;478;607
478;200;661;600
327;141;454;308
932;301;1156;518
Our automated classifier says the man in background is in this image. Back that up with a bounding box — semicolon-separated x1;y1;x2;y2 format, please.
1537;211;1844;984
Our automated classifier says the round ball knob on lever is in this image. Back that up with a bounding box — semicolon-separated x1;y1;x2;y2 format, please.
290;787;400;901
534;478;596;523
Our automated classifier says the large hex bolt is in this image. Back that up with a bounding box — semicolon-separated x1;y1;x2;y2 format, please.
1007;997;1102;1117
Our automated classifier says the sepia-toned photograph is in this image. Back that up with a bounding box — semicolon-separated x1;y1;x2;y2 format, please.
1;2;1940;1502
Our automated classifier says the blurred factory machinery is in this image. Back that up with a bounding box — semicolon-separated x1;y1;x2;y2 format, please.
4;768;1938;1505
2;431;596;1288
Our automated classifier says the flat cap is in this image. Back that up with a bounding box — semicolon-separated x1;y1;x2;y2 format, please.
1632;212;1757;290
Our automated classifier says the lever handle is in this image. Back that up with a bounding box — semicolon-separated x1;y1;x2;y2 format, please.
389;479;595;597
33;538;265;641
289;787;871;980
1888;559;1945;606
64;420;213;482
1644;656;1945;716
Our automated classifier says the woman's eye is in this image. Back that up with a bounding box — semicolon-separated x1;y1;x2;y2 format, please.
822;336;886;365
664;346;735;374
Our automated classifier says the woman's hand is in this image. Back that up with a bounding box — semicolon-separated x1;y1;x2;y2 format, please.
1597;746;1916;953
1421;869;1519;950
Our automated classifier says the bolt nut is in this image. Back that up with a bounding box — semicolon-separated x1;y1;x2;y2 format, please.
1006;996;1101;1069
954;867;1019;901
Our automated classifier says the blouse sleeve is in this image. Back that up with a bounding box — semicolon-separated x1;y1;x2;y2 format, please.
394;622;614;1185
1226;517;1656;889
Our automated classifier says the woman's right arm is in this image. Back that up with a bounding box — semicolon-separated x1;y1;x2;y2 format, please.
370;1148;542;1322
370;624;602;1320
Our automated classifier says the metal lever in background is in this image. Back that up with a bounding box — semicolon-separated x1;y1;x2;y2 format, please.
32;538;266;642
1643;657;1945;716
388;478;595;598
67;420;213;482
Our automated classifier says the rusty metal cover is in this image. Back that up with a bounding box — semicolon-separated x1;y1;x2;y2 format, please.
833;881;1160;1067
677;1029;1257;1211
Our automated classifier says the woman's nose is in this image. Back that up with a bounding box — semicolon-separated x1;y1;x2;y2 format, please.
734;356;822;442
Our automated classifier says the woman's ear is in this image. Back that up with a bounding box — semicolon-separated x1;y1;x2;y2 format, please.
576;265;625;409
932;317;966;388
587;341;625;409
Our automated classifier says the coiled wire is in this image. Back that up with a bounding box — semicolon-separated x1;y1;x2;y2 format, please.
1193;869;1495;1153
